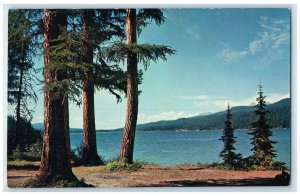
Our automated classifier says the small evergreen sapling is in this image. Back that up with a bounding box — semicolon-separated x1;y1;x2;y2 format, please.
219;103;242;168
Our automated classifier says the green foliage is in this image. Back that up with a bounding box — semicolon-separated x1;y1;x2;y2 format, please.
8;9;42;119
270;161;287;170
12;146;23;161
10;141;42;161
103;42;176;70
24;140;43;160
136;9;165;35
71;143;85;166
93;59;129;102
7;115;42;155
196;158;286;171
43;9;128;106
248;84;277;168
219;103;242;168
240;157;286;171
197;162;245;171
70;143;104;166
106;160;142;171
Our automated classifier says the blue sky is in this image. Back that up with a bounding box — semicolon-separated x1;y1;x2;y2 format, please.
8;8;291;129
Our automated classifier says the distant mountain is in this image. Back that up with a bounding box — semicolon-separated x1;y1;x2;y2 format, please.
136;98;291;131
32;123;83;132
32;123;120;132
32;123;44;131
32;98;291;132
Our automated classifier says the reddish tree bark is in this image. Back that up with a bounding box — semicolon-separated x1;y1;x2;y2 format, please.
119;9;138;164
34;9;77;185
82;10;101;165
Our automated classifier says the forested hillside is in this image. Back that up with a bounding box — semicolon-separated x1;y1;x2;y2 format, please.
33;98;291;132
135;98;291;131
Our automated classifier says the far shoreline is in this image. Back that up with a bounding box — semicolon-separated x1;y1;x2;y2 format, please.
94;127;290;133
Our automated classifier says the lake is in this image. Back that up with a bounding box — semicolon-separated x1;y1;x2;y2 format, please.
70;129;291;167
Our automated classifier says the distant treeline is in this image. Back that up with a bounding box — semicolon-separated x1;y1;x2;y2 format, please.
135;98;291;131
32;98;290;132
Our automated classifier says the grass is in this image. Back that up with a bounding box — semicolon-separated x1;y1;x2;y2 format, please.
196;161;287;171
106;161;142;171
7;159;40;170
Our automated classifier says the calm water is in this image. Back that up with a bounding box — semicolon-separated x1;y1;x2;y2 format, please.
70;129;291;167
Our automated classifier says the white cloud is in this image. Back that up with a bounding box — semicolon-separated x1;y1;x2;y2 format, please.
184;25;201;41
221;16;289;62
178;95;209;101
221;48;248;61
70;116;83;128
136;92;289;124
138;110;200;124
177;92;290;112
265;92;290;103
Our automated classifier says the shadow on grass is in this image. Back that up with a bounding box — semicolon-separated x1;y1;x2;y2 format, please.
8;155;41;162
7;164;39;170
144;166;205;171
138;177;289;187
8;175;32;179
21;155;41;162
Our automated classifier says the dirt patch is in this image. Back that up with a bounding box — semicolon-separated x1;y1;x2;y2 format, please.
6;163;287;188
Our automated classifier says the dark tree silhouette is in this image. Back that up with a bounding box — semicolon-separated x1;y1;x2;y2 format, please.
8;10;41;152
248;84;277;168
81;9;102;165
219;103;241;167
80;9;127;165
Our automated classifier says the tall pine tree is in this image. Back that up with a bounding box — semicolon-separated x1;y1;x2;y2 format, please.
25;9;85;187
103;9;175;164
38;9;128;166
219;103;241;167
81;9;102;165
80;9;127;165
248;84;277;168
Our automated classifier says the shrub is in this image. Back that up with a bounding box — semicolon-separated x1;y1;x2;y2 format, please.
7;115;42;155
12;145;23;161
71;143;104;166
271;161;287;170
24;140;43;161
10;141;42;161
237;156;287;171
197;162;214;168
106;161;142;171
196;161;247;171
104;155;120;164
71;143;86;166
216;163;239;170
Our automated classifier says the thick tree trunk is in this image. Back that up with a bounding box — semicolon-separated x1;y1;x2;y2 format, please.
119;9;138;164
33;9;78;185
82;10;101;165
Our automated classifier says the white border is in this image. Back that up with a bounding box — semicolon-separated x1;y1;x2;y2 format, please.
1;1;298;194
